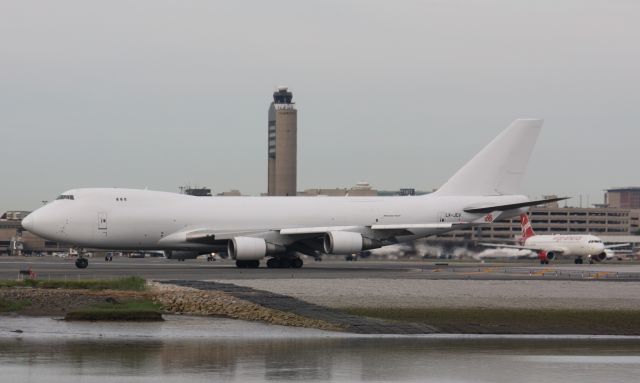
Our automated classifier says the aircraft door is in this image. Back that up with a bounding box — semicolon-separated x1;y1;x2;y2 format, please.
98;212;107;235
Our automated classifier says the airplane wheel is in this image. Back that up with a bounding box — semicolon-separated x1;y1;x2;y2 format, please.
292;257;303;269
267;258;278;268
250;260;260;268
279;258;292;268
236;260;245;268
75;258;88;269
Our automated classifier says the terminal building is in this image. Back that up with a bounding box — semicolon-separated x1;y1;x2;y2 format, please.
299;182;378;197
604;187;640;209
1;211;67;255
267;86;297;196
434;204;640;254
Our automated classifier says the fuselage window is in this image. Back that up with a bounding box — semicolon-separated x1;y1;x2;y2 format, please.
56;195;75;200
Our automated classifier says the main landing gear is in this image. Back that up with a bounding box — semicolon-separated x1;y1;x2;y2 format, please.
574;256;584;264
236;260;260;268
235;256;304;269
266;257;303;269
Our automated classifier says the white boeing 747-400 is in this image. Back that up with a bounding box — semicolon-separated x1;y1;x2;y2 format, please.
22;119;562;269
481;213;629;264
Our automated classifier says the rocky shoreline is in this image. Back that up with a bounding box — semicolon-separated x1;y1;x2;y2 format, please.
0;282;342;331
150;282;342;331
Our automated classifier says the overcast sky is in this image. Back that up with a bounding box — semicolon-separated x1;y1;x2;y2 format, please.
1;0;638;212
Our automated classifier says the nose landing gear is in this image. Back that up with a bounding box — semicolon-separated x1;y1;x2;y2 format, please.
75;257;89;269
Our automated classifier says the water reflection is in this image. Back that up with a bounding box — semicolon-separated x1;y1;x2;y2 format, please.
2;337;640;382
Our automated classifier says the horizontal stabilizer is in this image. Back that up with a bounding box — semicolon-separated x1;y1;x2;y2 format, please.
463;196;569;214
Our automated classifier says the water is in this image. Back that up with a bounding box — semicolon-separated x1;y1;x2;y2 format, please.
1;316;640;382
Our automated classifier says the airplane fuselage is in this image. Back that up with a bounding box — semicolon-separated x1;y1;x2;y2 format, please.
23;188;528;251
525;234;606;257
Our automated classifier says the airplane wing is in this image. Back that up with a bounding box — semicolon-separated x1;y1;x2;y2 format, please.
158;228;271;247
159;210;502;254
478;242;566;254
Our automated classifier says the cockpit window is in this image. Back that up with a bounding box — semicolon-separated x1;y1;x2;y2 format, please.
56;195;75;200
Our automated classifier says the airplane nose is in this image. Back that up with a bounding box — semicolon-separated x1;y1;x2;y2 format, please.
21;214;35;232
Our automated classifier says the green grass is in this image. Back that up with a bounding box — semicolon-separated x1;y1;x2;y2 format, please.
0;276;147;291
343;307;640;335
65;299;163;321
0;298;32;312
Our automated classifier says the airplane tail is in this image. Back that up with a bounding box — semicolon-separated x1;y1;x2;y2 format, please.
520;213;536;242
433;119;543;196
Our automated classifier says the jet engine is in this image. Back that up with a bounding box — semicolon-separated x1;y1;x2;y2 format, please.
323;231;381;255
592;252;607;262
538;251;554;264
164;250;200;260
228;237;286;261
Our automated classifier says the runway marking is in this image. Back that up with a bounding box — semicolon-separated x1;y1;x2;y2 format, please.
590;272;614;280
459;268;497;276
532;268;555;276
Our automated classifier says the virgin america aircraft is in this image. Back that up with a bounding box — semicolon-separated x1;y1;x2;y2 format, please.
22;119;561;269
481;213;629;264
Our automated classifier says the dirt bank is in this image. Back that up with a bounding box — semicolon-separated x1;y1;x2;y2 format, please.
150;282;341;330
0;283;342;331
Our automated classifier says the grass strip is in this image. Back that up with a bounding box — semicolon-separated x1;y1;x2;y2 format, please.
343;307;640;335
0;276;146;291
0;298;32;312
65;299;163;321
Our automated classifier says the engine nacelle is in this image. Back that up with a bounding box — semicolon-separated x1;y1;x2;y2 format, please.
538;251;555;263
164;250;200;260
228;237;285;261
593;252;606;262
323;231;381;255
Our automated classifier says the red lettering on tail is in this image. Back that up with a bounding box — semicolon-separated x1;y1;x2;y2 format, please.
520;213;536;243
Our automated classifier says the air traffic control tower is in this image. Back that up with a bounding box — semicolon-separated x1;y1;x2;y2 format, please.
267;86;297;196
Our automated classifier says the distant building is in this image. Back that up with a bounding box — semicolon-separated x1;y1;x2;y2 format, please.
268;86;297;196
179;187;212;197
217;190;242;197
437;206;640;245
0;211;30;221
605;187;640;209
299;182;378;197
399;188;416;196
1;212;68;255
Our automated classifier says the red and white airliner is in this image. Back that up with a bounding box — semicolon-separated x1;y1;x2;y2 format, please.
481;214;628;264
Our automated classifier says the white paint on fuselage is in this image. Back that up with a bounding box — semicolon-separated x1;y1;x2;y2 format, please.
525;234;606;257
23;188;528;251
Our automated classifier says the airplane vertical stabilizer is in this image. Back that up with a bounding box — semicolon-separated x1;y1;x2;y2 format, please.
434;119;543;196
